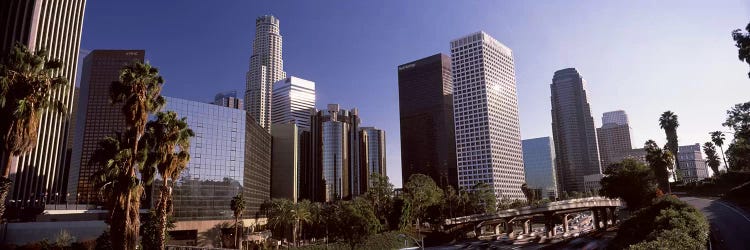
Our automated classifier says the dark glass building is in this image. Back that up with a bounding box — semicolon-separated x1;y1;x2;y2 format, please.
244;113;272;216
397;54;458;189
68;50;145;203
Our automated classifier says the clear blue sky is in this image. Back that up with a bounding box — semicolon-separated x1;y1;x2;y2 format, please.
81;1;750;187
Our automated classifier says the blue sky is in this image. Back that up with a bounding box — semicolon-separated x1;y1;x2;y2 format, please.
81;1;750;187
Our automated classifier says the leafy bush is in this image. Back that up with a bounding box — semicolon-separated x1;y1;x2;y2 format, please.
610;196;709;249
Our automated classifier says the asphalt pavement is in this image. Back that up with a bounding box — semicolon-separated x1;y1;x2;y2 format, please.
681;196;750;250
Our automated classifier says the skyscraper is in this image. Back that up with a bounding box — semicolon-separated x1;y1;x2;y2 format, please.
597;110;633;169
68;50;145;203
360;127;386;192
397;54;458;189
245;113;272;216
272;76;316;129
522;137;557;199
246;15;286;133
450;32;525;200
213;90;243;110
0;0;86;201
306;104;361;202
551;68;602;193
677;144;709;183
271;123;300;202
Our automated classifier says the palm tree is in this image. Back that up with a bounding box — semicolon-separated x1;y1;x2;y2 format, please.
703;142;722;175
231;193;246;248
645;140;674;193
0;43;67;220
710;131;729;171
106;61;165;249
142;111;194;250
291;200;312;246
659;111;680;180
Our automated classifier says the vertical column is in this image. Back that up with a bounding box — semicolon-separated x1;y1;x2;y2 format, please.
543;212;555;238
601;208;609;229
563;214;570;233
592;209;600;230
523;219;531;235
495;224;501;235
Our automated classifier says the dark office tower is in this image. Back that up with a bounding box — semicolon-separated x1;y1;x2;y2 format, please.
359;127;386;193
244;114;272;216
213;90;243;110
397;54;457;189
306;104;361;202
551;68;602;193
0;0;86;201
68;50;145;203
596;110;633;169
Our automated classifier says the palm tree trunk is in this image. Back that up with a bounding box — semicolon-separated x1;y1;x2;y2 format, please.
0;155;16;221
234;216;239;248
719;145;729;171
155;185;170;250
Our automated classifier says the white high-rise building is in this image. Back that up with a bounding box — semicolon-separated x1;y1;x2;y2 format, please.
602;110;629;126
450;32;526;200
272;76;316;129
246;15;286;132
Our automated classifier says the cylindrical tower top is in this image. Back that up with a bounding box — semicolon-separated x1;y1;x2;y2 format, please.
256;15;279;26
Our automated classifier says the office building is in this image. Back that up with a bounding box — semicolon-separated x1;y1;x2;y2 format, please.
522;137;558;199
272;76;316;129
244;113;272;216
213;90;243;110
678;144;709;183
397;54;458;189
597;111;633;168
271;123;299;202
583;174;604;192
0;0;86;201
305;104;362;202
551;68;602;193
360;127;386;192
610;148;648;167
159;97;246;220
245;15;286;133
450;32;526;200
68;50;145;203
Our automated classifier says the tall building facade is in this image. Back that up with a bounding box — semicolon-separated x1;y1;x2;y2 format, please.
677;144;709;183
213;90;243;110
397;54;458;189
271;123;299;202
450;32;525;200
360;127;386;192
245;113;272;216
272;76;315;129
522;137;557;199
305;104;362;202
245;15;286;133
68;50;144;203
597;110;633;168
551;68;602;193
0;0;86;201
159;97;246;220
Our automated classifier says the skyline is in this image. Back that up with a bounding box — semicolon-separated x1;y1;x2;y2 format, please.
80;1;750;187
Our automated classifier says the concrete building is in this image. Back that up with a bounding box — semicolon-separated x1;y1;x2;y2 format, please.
522;137;558;199
397;54;458;189
213;90;243;110
678;144;709;183
451;32;525;200
272;76;316;130
360;127;386;191
271;123;300;202
245;15;286;133
551;68;602;193
0;0;86;202
68;50;145;203
597;110;633;168
304;104;362;202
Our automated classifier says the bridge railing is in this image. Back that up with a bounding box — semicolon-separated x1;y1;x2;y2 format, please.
444;197;621;225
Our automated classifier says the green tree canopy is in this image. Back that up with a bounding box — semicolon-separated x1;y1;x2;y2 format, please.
723;102;750;171
403;174;443;223
703;142;722;175
469;182;497;214
732;22;750;78
600;158;657;210
645;140;674;193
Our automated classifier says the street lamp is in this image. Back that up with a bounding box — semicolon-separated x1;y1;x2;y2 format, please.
397;234;423;249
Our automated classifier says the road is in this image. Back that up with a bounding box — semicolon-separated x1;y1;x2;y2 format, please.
681;196;750;250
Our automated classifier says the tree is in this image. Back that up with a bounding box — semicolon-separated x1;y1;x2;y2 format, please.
469;182;496;214
645;140;674;193
262;198;312;246
710;131;729;170
336;198;381;250
230;193;246;248
141;111;194;250
521;182;537;205
723;102;750;171
703;142;722;175
402;174;443;224
659;111;680;180
98;61;165;249
732;22;750;78
599;158;658;210
0;43;68;220
141;210;175;250
363;173;394;227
